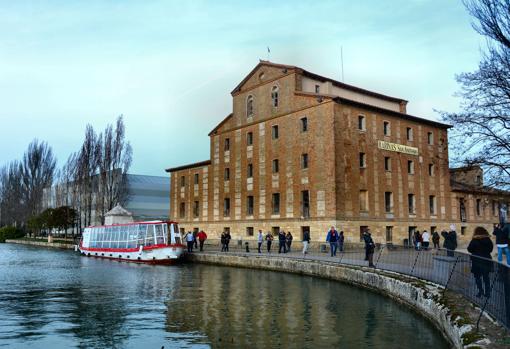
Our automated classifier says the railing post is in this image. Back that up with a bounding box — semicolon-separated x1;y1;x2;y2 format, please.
410;248;421;275
375;245;385;268
443;255;460;295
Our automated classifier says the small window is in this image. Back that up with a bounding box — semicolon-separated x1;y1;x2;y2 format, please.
246;227;254;236
272;125;279;139
429;195;436;215
383;121;390;136
406;127;413;141
476;198;482;216
223;198;230;216
271;86;279;107
407;160;414;174
224;138;230;151
359;190;368;211
193;201;199;217
359;153;366;168
246;95;254;118
247;132;253;146
408;194;415;214
301;153;309;169
180;176;186;187
384;192;393;213
194;173;199;185
301;117;308;132
476;175;482;185
224;168;230;181
384;157;391;171
179;202;185;218
247;196;254;215
461;227;466;236
427;132;433;145
272;159;279;173
358;115;366;131
428;164;434;176
492;200;497;216
385;226;393;243
247;164;253;178
315;84;320;93
272;226;280;235
272;193;280;214
301;190;310;218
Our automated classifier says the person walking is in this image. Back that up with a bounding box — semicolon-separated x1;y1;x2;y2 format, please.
265;231;273;253
193;230;198;249
414;230;422;251
286;232;293;253
302;230;311;255
363;229;376;267
467;227;494;298
421;230;430;250
338;231;345;252
185;231;194;253
442;226;458;257
278;230;287;253
326;226;339;257
493;223;510;265
257;230;264;254
224;230;231;252
220;232;227;252
432;230;440;249
197;230;207;251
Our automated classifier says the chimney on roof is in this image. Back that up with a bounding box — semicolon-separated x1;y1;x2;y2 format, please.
399;101;407;114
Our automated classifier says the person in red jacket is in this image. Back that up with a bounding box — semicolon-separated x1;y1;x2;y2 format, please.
197;230;208;251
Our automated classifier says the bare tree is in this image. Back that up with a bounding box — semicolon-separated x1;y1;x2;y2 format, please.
442;0;510;188
97;115;132;224
20;140;57;225
0;161;23;227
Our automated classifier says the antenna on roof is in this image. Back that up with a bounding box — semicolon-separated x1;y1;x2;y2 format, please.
341;45;345;82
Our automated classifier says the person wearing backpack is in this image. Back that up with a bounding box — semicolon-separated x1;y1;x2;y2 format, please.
442;225;457;257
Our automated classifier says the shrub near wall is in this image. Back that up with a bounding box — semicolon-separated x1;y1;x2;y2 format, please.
0;227;25;243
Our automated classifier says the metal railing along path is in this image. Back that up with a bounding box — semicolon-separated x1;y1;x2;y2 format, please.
189;238;510;331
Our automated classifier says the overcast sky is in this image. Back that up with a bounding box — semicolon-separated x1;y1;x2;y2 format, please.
0;0;484;176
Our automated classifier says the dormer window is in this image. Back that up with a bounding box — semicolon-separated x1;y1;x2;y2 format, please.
315;84;320;93
246;95;254;118
271;86;279;108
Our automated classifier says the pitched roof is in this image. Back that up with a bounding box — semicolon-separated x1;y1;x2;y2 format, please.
165;160;211;173
208;113;233;136
450;180;510;196
231;60;407;104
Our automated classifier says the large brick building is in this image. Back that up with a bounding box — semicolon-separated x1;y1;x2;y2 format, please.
166;61;509;246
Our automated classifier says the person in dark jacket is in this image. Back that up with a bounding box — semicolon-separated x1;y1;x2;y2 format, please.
278;231;287;253
493;223;510;265
467;227;494;298
432;231;440;249
442;226;457;257
220;232;227;252
326;226;339;257
302;230;311;255
414;230;422;251
286;232;293;252
265;232;273;253
224;231;231;252
337;231;345;252
363;229;376;268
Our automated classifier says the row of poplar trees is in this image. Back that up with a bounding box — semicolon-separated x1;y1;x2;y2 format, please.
0;116;132;236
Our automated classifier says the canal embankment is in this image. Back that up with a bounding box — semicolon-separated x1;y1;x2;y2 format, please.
5;238;75;250
186;252;509;349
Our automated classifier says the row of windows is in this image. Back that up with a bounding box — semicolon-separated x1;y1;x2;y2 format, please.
246;86;280;118
181;154;309;187
359;191;437;215
359;153;436;175
224;118;309;152
180;191;311;218
358;115;435;144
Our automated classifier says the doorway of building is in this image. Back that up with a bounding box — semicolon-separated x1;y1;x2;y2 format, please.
407;226;417;247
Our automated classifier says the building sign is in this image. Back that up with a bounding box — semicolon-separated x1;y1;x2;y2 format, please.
377;140;418;156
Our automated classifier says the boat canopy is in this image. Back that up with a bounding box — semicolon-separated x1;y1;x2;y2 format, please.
82;222;181;249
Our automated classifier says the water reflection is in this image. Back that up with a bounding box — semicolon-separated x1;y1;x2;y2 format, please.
0;244;449;348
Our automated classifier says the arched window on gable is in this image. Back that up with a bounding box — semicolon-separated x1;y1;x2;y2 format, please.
271;86;279;108
246;95;254;118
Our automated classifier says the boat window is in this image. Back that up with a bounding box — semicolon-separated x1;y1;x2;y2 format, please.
137;224;146;247
145;225;155;246
155;224;165;245
163;224;168;245
107;227;113;248
127;225;137;248
171;223;181;244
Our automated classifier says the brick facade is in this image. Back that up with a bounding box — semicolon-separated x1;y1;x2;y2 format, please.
166;61;510;247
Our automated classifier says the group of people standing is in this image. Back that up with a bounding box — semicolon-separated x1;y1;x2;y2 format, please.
256;230;294;254
411;228;458;256
184;230;208;253
325;226;345;256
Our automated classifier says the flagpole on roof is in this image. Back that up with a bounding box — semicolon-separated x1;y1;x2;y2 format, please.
267;47;270;61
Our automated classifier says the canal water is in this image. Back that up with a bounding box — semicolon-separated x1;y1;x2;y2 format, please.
0;244;449;348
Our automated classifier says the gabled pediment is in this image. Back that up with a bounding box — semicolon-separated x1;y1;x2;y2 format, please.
231;60;298;95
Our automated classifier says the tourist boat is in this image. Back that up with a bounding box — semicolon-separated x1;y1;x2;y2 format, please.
78;221;184;264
